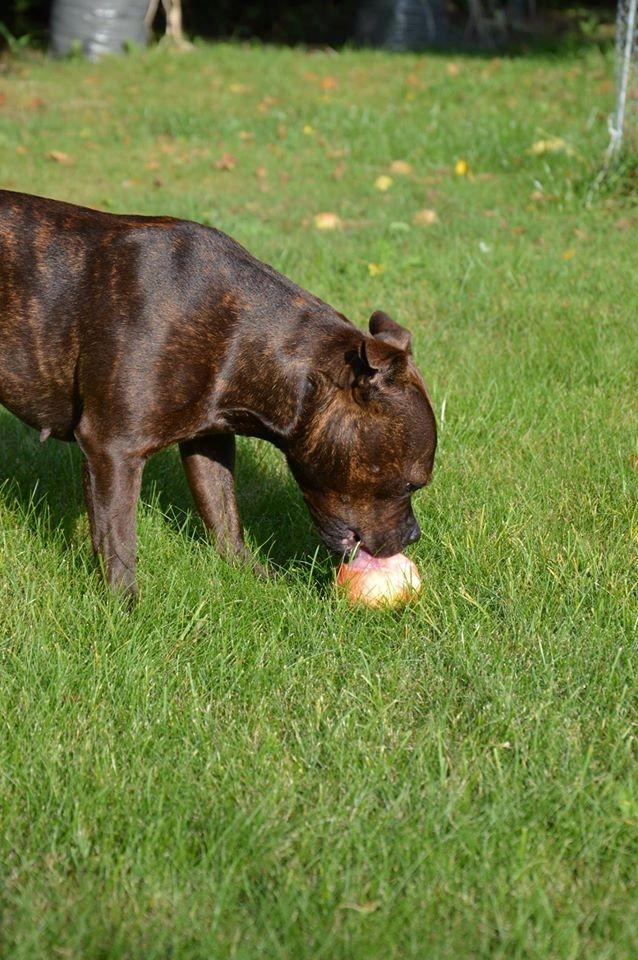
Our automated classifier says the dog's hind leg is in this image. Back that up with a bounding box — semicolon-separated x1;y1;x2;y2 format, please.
81;448;144;598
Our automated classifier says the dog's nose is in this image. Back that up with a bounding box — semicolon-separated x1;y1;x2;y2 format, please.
406;519;421;545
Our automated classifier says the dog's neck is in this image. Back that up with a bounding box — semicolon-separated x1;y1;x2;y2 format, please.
215;311;360;447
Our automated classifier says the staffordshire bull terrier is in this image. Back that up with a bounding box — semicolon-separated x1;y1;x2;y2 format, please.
0;189;436;597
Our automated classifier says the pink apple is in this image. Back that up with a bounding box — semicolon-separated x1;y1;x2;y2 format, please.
336;549;421;608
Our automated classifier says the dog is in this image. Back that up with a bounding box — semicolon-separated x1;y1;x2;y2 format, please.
0;189;436;597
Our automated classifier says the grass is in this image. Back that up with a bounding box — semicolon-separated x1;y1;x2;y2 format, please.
0;38;637;959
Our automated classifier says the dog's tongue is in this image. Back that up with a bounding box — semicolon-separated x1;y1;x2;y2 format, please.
348;547;400;572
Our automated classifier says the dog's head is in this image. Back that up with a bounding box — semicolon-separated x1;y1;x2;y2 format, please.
287;311;437;558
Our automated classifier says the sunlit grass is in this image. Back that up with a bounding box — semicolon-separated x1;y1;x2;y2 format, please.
0;40;637;959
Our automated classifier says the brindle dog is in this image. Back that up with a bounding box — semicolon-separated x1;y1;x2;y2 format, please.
0;190;436;597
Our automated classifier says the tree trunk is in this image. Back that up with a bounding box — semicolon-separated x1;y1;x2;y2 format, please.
50;0;150;58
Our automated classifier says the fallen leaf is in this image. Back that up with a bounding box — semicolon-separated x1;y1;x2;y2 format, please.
390;160;412;176
303;124;315;136
562;248;576;260
314;212;341;230
29;96;45;110
527;137;573;156
16;145;28;155
454;159;469;177
47;150;73;165
215;152;237;171
320;76;339;90
368;263;385;276
255;166;267;179
258;96;277;113
375;175;393;191
412;208;439;226
239;130;254;142
341;901;381;915
446;62;460;76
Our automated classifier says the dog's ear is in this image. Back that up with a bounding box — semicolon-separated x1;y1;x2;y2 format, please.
369;310;412;354
343;337;408;401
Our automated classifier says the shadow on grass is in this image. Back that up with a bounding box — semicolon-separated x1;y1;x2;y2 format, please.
0;413;84;543
0;411;325;578
141;436;326;576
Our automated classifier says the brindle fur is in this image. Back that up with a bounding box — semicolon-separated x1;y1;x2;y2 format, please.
0;189;436;597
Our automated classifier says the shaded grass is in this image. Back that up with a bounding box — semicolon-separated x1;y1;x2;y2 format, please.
0;40;637;959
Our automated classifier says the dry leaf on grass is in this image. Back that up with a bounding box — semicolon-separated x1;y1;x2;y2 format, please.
47;150;73;165
215;152;237;171
368;263;385;276
390;160;412;176
375;175;393;191
258;96;277;113
527;137;573;156
412;208;439;226
314;212;341;231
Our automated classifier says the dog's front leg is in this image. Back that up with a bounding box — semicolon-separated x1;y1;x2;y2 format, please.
82;449;144;598
180;434;265;574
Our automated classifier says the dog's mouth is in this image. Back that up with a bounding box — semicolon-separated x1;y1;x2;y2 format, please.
310;511;362;557
340;528;361;557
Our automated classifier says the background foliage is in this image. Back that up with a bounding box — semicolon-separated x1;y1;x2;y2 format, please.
1;0;616;47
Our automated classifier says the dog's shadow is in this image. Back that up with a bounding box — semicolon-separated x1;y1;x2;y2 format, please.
0;412;319;574
142;437;318;572
0;413;85;543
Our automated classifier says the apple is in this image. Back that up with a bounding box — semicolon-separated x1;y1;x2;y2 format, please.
336;549;421;608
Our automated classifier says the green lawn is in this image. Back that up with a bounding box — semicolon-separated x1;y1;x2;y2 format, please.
0;39;637;959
